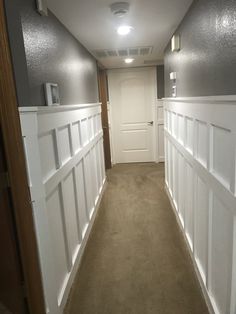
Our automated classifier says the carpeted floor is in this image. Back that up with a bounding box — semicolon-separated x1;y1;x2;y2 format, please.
65;163;209;314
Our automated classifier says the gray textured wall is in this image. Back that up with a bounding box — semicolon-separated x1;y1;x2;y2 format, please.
5;0;99;106
157;65;164;99
4;0;31;107
164;0;236;97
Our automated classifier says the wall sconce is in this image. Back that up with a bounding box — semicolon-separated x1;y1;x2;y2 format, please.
171;35;180;52
36;0;48;16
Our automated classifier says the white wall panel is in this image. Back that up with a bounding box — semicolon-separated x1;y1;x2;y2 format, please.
81;118;89;146
185;162;194;250
211;126;232;190
75;161;88;237
164;96;236;314
178;152;185;225
178;114;185;145
46;187;69;301
172;146;178;208
210;195;233;314
156;99;165;162
172;112;178;138
195;175;208;284
196;120;208;168
19;104;106;314
71;121;82;153
185;117;194;154
39;131;57;182
62;171;80;263
58;126;72;165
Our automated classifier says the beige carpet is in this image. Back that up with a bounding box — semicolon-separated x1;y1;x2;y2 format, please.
65;163;209;314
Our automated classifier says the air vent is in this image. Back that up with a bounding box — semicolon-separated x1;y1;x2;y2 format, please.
118;49;128;56
140;47;152;55
94;50;107;58
128;48;139;56
93;46;153;59
107;50;118;57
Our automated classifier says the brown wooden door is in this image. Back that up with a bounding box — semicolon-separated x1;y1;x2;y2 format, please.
0;127;27;314
98;69;112;169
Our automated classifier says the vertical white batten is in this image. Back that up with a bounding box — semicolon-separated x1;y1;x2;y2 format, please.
19;103;106;314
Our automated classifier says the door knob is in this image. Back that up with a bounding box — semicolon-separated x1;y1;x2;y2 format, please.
147;121;153;126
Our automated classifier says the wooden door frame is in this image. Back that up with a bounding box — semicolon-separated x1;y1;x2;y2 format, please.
0;1;45;313
97;64;112;169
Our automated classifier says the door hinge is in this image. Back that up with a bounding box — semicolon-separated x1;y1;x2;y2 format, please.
0;172;10;190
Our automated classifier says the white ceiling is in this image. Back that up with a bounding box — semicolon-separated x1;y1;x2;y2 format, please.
47;0;193;69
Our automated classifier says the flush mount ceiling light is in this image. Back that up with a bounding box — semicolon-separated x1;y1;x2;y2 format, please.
117;25;133;35
124;58;134;63
110;2;130;18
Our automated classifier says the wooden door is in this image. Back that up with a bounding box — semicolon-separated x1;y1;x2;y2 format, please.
0;127;26;314
108;67;156;163
98;69;112;169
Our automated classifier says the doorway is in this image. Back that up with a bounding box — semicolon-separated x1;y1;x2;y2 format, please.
108;67;157;163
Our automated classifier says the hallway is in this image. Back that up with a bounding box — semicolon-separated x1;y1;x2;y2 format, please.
65;163;208;314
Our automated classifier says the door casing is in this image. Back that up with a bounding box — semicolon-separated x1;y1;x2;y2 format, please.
97;66;112;169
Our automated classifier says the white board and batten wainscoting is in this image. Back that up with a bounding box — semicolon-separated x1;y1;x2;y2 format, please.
19;104;106;314
164;96;236;314
156;99;164;162
108;67;164;164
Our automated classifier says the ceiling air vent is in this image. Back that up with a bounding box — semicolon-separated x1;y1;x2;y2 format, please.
128;48;139;56
94;50;107;58
140;47;152;55
118;49;128;56
107;50;118;57
93;46;153;59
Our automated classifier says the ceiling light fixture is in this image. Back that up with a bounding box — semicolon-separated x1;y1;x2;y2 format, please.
117;25;133;35
124;58;134;64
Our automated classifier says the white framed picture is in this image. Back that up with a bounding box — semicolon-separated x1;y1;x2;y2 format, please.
44;83;60;106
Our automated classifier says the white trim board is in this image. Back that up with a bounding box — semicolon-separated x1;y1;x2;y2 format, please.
163;95;236;103
19;103;102;114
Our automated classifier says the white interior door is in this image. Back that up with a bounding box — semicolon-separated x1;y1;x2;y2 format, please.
108;67;156;163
